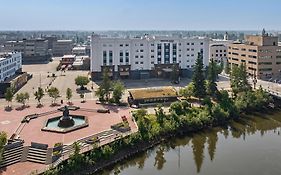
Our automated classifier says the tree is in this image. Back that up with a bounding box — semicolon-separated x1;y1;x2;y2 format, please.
0;131;7;163
206;58;218;96
75;76;90;90
224;60;230;75
48;87;60;104
169;101;183;115
171;64;179;83
112;81;125;104
230;63;250;96
192;52;206;99
4;87;14;108
16;92;29;107
97;68;112;101
34;87;44;106
179;82;195;99
66;88;73;103
80;93;85;102
155;105;165;126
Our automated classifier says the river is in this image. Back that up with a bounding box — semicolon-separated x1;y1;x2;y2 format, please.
99;111;281;175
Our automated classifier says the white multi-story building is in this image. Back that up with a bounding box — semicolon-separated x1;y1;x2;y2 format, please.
90;34;209;79
0;52;22;82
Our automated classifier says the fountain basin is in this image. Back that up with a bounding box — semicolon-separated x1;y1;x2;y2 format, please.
42;115;88;133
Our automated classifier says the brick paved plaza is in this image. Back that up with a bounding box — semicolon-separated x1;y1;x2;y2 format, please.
0;100;137;175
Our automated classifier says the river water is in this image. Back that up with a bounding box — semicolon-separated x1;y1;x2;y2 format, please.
100;111;281;175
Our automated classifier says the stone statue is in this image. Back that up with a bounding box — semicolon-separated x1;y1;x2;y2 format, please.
63;106;69;118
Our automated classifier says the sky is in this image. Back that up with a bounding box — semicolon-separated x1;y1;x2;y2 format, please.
0;0;280;31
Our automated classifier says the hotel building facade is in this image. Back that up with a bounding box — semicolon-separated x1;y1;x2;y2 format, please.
90;34;209;79
228;32;281;79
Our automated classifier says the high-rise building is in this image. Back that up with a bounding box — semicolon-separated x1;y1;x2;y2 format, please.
228;30;281;79
90;34;209;79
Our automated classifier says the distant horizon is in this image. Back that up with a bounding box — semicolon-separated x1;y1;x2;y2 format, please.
0;0;280;31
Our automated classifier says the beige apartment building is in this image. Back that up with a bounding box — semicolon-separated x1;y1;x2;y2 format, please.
228;32;281;79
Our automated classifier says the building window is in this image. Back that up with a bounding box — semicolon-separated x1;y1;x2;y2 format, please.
109;51;113;64
200;42;203;45
103;51;107;65
120;44;123;47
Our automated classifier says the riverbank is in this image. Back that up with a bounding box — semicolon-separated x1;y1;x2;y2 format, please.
43;88;276;175
86;111;281;175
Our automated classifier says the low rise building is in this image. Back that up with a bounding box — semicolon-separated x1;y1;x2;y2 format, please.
72;56;90;70
0;52;29;97
128;87;178;107
0;52;22;82
72;46;86;56
228;30;281;79
3;39;51;63
90;34;209;80
61;55;76;66
52;40;73;56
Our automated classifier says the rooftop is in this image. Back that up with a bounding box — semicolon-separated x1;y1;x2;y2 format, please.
129;87;178;100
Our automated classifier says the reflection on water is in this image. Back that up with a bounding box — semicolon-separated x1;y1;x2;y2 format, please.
100;111;281;175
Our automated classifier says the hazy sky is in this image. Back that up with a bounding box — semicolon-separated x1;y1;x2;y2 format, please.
0;0;280;31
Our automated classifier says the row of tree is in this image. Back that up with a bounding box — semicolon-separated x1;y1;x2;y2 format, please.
4;75;93;108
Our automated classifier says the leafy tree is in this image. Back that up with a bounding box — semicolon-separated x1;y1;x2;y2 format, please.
16;92;29;107
101;68;112;100
4;87;14;108
206;58;218;96
66;88;73;103
170;64;179;83
34;87;44;105
219;60;224;74
230;63;250;96
80;93;85;102
224;60;230;74
133;109;147;121
179;82;195;99
75;76;90;90
0;131;7;163
102;145;114;159
192;52;206;99
169;101;183;115
48;87;60;104
97;68;112;101
155;105;165;126
112;81;125;104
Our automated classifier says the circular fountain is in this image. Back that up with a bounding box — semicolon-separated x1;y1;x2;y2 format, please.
42;106;88;133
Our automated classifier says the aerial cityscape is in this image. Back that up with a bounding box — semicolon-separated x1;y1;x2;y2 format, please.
1;0;281;175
